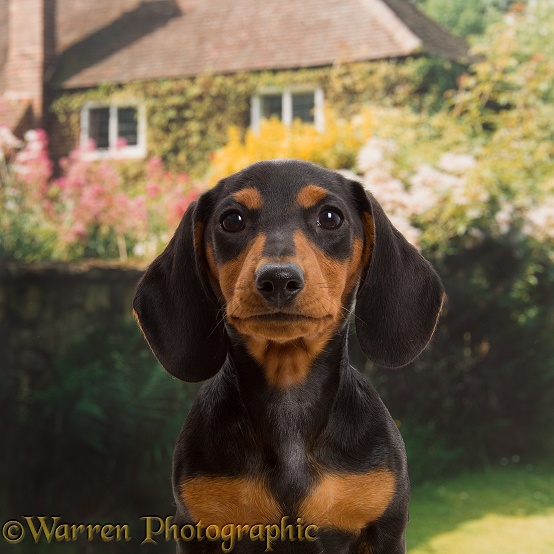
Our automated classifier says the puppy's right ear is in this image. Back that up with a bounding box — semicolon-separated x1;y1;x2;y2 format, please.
133;192;227;382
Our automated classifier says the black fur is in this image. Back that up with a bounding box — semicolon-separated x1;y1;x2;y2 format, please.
133;160;444;553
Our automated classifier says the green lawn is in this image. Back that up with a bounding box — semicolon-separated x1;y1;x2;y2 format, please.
408;464;554;553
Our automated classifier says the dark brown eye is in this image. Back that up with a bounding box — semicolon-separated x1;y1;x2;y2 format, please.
220;211;245;232
317;208;343;230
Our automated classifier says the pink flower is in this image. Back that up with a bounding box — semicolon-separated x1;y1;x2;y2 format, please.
146;157;164;177
146;182;161;198
115;137;128;149
66;222;87;242
168;190;199;227
4;131;206;260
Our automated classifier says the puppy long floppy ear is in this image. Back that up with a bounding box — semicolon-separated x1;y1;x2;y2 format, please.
351;180;445;368
133;191;227;381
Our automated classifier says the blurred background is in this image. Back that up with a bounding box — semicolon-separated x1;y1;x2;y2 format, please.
1;0;553;552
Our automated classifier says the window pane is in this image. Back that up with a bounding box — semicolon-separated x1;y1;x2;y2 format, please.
261;94;282;120
117;107;138;146
292;93;315;123
89;107;110;149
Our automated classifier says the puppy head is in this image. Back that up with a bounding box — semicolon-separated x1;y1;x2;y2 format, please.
207;163;366;337
133;160;444;385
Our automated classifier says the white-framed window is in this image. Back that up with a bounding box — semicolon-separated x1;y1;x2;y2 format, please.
251;87;325;132
80;102;146;159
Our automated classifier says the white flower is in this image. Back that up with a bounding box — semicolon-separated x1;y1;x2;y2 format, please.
5;199;18;211
410;165;463;194
407;186;439;214
23;129;39;142
0;125;23;151
524;199;554;241
495;202;514;234
438;153;477;175
133;240;158;259
357;138;396;173
133;242;146;257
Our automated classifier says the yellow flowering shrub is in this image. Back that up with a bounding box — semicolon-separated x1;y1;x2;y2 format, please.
207;109;372;185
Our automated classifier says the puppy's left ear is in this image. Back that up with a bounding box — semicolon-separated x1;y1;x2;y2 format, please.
350;180;445;368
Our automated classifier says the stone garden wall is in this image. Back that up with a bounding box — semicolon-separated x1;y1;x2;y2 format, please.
0;261;147;373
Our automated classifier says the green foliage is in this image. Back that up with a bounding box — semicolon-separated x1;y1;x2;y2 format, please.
50;59;465;176
0;321;198;552
142;75;254;175
411;0;516;38
0;199;59;261
326;58;466;115
352;0;554;481
365;235;554;482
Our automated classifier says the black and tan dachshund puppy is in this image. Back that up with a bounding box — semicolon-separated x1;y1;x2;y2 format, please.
133;160;444;553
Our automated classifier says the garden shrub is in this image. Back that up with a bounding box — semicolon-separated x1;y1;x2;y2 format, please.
0;130;199;262
0;320;198;553
207;109;372;185
368;231;554;482
347;0;554;476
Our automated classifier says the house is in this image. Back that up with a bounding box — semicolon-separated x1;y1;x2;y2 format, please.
0;0;468;171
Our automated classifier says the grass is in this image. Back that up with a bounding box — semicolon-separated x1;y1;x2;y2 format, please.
408;463;554;553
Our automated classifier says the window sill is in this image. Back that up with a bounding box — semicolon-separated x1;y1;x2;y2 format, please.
79;146;147;161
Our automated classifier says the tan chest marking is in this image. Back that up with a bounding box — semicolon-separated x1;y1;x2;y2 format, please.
299;469;396;532
180;476;281;527
244;333;334;389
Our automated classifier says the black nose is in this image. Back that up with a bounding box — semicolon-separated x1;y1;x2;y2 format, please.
255;263;305;306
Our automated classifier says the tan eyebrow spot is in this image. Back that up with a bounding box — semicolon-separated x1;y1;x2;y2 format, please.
232;187;263;210
297;184;328;209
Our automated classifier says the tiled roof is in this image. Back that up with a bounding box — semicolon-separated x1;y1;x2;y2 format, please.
52;0;468;89
0;0;468;93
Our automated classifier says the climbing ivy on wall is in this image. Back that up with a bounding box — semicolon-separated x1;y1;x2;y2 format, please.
50;57;464;176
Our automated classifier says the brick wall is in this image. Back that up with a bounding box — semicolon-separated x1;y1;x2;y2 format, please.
4;0;56;126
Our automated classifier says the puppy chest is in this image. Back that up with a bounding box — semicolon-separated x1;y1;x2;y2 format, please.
179;467;396;532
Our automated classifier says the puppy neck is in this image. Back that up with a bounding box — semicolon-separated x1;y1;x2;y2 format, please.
227;329;350;421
